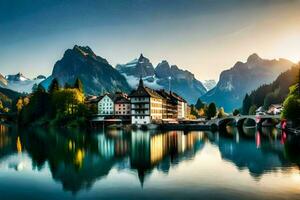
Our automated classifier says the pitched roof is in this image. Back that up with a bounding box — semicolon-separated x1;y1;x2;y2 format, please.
115;96;130;104
129;78;162;99
170;91;187;103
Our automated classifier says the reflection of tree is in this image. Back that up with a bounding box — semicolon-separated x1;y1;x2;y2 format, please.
22;128;119;193
2;127;205;192
209;130;292;178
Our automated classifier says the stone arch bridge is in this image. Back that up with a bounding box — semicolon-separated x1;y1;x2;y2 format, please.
207;115;281;131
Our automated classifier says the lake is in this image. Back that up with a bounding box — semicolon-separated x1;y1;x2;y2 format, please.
1;124;300;200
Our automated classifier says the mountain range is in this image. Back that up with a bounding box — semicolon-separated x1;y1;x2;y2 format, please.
1;46;296;110
201;54;294;111
0;72;46;94
116;54;207;103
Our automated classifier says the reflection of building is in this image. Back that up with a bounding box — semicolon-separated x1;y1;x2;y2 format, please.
268;104;283;115
130;130;204;186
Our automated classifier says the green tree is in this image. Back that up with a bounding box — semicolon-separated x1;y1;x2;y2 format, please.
206;102;217;120
232;109;240;116
190;104;199;118
249;105;257;115
282;84;300;123
242;94;252;115
48;78;60;93
74;78;84;93
51;88;85;116
195;98;205;110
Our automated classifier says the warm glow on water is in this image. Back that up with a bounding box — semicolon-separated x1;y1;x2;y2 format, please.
1;126;300;199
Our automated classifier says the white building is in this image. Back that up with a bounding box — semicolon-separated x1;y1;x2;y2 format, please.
98;94;115;115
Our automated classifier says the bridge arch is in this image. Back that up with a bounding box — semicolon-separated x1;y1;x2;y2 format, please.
218;117;236;132
236;117;256;128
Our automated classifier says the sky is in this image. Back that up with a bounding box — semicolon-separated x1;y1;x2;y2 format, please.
0;0;300;81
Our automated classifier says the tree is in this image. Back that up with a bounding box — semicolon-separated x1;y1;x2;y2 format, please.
249;105;257;115
195;98;205;110
242;94;252;115
48;78;60;93
74;78;84;93
217;107;227;118
190;104;199;118
282;84;300;124
16;98;24;113
232;109;240;116
51;88;85;116
206;102;217;120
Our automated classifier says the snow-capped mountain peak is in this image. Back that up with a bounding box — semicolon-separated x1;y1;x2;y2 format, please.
2;73;46;93
6;73;29;82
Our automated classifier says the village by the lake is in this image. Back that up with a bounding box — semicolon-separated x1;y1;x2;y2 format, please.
1;1;300;200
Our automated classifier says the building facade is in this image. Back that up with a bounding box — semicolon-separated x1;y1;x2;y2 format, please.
170;92;188;119
130;79;163;125
114;97;131;116
98;94;115;115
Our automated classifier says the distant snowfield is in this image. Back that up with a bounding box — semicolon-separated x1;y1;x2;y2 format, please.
121;73;162;89
6;79;45;93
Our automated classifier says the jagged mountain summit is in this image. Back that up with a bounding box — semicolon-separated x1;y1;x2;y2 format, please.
116;54;155;78
201;53;294;112
0;72;46;93
6;73;30;82
41;45;131;94
116;56;207;103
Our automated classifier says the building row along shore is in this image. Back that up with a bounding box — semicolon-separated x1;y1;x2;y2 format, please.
86;78;190;125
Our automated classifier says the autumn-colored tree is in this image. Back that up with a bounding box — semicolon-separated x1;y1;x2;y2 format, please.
217;107;227;118
16;98;24;113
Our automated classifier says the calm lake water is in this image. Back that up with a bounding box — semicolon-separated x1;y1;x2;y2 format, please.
1;124;300;200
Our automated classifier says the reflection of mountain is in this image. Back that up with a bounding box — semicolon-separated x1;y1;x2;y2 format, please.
3;126;299;193
211;131;291;177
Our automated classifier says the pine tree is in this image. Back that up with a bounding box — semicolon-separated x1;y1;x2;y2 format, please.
195;98;205;110
48;78;59;93
206;102;217;120
242;94;252;115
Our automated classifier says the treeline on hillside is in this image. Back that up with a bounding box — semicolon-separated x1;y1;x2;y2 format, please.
18;78;89;127
241;65;299;115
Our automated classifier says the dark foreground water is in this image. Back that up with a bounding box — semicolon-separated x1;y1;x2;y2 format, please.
1;125;300;200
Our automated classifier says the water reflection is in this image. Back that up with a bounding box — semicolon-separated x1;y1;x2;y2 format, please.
1;124;300;197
